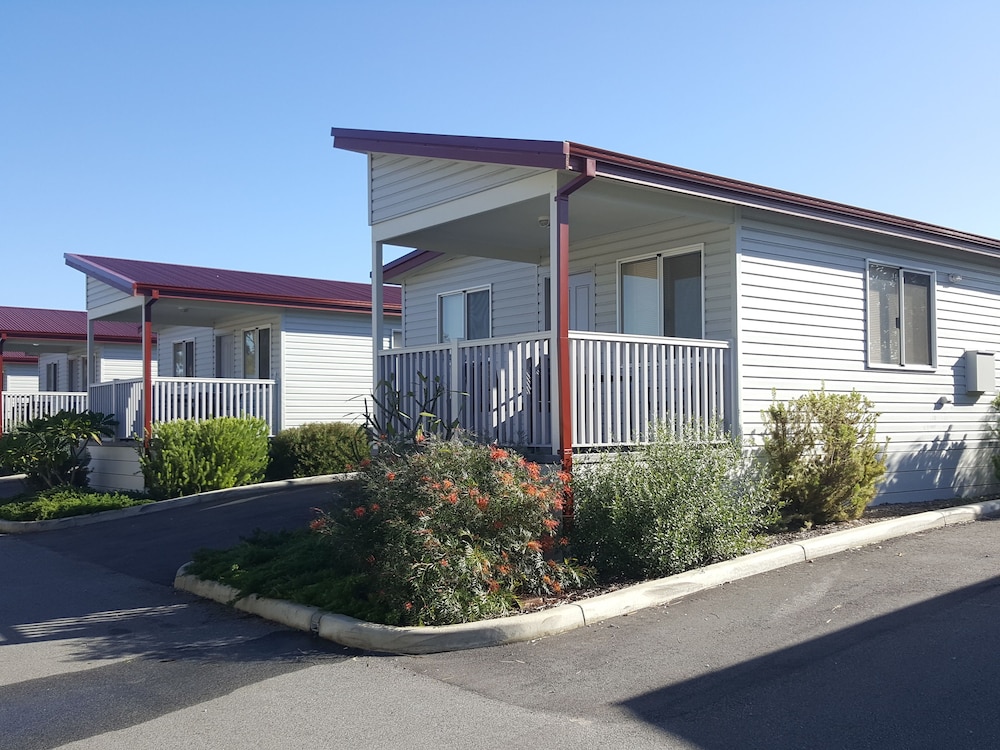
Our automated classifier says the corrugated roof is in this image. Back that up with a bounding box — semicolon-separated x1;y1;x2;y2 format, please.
0;306;143;341
0;351;39;363
64;254;401;314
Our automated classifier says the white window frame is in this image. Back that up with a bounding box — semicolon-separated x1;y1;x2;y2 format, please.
242;327;272;380
617;243;705;338
865;259;937;370
437;286;492;343
172;340;195;378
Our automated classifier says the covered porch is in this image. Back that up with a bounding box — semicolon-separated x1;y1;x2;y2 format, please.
333;128;740;463
380;331;730;455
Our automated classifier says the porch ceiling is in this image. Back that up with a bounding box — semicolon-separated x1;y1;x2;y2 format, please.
386;177;703;262
92;297;286;329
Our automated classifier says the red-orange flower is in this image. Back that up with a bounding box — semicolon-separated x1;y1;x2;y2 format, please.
525;540;542;552
309;518;326;531
404;602;413;611
487;579;500;593
439;558;449;567
476;497;489;510
542;518;560;531
360;458;372;468
445;491;459;504
490;446;509;461
525;462;541;480
386;471;396;481
353;506;366;518
370;503;380;513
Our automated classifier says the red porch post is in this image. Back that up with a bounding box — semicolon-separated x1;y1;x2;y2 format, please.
142;294;158;447
554;161;595;528
0;333;6;438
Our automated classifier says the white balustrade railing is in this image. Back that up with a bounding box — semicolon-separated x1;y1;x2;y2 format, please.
377;332;730;452
88;377;276;439
569;332;729;447
1;392;90;432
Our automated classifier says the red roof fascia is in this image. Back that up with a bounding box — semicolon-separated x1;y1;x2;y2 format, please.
64;254;401;315
0;351;39;364
0;306;144;343
331;128;571;170
383;250;444;281
331;127;1000;255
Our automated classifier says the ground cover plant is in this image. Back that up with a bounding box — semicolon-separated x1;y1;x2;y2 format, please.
761;388;887;527
0;486;152;521
571;426;777;581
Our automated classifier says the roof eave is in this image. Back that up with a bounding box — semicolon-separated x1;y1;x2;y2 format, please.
332;128;572;170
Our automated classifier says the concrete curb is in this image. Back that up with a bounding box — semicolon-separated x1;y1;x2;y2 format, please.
0;473;360;535
173;499;1000;655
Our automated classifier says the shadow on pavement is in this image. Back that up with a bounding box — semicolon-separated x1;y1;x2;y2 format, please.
621;574;1000;749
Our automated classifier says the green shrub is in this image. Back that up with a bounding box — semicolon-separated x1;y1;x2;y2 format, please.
267;422;367;480
0;486;151;521
311;435;590;626
989;395;1000;482
761;388;887;527
0;410;117;489
139;417;269;499
572;427;776;581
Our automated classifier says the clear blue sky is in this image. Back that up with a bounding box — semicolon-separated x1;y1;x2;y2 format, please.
3;1;999;311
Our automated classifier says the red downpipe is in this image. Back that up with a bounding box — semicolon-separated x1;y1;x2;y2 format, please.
0;333;6;438
142;294;158;447
555;160;595;529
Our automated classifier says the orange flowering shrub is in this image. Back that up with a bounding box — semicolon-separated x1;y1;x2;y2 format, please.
311;434;590;626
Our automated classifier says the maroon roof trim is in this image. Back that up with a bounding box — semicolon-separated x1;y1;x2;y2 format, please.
332;127;1000;256
383;250;444;281
0;306;144;343
64;254;402;316
0;351;39;364
331;128;571;170
568;142;1000;253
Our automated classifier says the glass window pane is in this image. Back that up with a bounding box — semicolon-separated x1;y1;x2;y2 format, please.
466;290;490;340
258;328;271;379
440;293;464;343
903;272;932;365
244;331;256;377
173;342;186;377
621;258;659;335
663;252;702;338
868;264;900;365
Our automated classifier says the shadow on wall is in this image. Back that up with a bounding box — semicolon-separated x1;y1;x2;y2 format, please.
620;572;1000;750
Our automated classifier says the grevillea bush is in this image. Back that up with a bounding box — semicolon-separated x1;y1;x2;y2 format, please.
311;434;591;626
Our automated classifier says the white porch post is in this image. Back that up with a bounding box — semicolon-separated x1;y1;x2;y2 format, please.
371;239;384;391
86;317;95;390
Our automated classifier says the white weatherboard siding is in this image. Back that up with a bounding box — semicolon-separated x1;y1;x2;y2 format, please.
3;363;39;393
737;217;1000;502
370;154;547;224
281;311;391;428
539;216;735;341
401;256;540;346
399;217;737;346
86;278;132;310
99;344;149;381
156;326;215;378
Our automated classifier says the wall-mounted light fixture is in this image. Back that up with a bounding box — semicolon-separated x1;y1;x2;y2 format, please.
537;216;550;228
948;273;963;283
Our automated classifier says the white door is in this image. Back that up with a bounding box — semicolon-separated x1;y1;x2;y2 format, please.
569;273;594;332
545;272;595;332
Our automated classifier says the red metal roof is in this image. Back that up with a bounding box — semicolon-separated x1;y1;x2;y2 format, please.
0;306;143;342
0;351;39;364
64;254;401;315
332;128;1000;260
